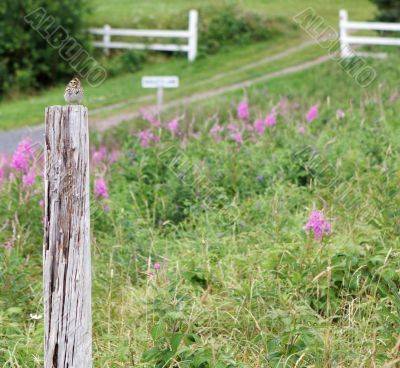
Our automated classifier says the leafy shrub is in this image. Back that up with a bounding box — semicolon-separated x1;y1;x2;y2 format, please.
103;50;147;77
197;4;274;56
0;0;91;98
371;0;400;22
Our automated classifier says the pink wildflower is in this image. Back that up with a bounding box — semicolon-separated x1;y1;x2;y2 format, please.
230;132;243;145
210;125;222;134
167;119;179;135
227;124;238;132
264;109;277;126
303;209;332;241
336;109;345;119
22;171;36;187
39;199;45;207
209;125;222;141
141;108;160;127
95;179;109;199
253;119;265;135
238;100;249;120
17;138;34;158
306;105;318;123
298;126;306;134
154;262;161;270
137;130;157;147
12;151;29;172
12;138;34;172
92;146;107;162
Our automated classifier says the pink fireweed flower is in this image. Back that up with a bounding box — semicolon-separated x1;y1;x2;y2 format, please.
253;119;265;135
298;126;306;134
167;119;179;135
210;125;222;134
137;130;157;147
306;105;318;123
238;100;249;121
336;109;345;119
140;108;160;127
154;262;161;270
244;123;254;132
17;138;34;158
227;124;238;132
39;199;45;208
95;179;109;199
12;138;34;172
264;109;277;126
209;125;223;141
92;146;107;162
230;132;243;145
303;209;332;241
12;151;29;172
22;171;36;187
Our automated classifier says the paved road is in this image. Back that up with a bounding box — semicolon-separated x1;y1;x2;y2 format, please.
0;49;330;153
0;125;44;153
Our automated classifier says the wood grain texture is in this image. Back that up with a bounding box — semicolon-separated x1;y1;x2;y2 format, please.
44;105;92;368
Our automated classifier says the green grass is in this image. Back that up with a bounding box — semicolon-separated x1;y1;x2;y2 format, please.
88;0;375;27
0;0;376;131
1;49;400;366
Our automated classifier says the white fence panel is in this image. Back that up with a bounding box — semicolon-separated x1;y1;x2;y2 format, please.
339;9;400;58
90;10;198;61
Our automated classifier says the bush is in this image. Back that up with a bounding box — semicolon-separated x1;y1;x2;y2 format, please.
103;50;147;77
198;4;273;56
0;0;91;98
371;0;400;22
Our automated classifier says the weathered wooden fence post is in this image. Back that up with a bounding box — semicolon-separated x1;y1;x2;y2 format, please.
44;105;92;367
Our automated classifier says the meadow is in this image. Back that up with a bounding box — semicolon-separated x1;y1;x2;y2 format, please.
0;0;376;130
1;54;399;366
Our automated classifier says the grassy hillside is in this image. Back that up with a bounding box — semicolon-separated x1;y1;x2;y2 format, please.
0;0;376;131
1;53;399;366
89;0;375;27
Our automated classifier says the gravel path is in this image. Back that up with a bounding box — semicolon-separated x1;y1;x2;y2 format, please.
0;44;330;153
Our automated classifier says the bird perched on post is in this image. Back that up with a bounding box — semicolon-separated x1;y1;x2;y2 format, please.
64;77;84;104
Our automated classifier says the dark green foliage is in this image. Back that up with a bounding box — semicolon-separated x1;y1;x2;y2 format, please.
103;50;147;77
197;4;274;56
371;0;400;22
0;0;90;98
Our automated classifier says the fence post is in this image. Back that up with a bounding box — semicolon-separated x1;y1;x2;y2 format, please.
188;10;198;62
44;105;92;368
339;9;351;58
103;24;111;55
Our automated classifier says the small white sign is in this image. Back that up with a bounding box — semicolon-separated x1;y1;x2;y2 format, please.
141;76;179;89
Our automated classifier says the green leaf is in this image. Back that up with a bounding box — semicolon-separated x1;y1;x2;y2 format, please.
142;347;162;362
151;322;164;341
170;333;183;352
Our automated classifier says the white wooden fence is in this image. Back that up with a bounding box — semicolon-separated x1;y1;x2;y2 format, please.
340;9;400;58
89;10;198;61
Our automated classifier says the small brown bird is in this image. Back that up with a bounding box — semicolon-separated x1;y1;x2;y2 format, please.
64;77;84;104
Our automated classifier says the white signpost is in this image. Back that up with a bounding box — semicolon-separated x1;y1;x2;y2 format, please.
142;76;180;111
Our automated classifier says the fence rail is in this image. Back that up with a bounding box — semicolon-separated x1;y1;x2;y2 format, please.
339;9;400;58
89;10;198;61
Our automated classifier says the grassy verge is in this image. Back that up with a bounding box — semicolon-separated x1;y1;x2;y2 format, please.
0;0;375;131
1;48;399;366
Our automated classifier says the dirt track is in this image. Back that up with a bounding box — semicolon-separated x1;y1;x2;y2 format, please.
0;42;329;153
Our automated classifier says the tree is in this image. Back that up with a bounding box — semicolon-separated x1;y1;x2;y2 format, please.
371;0;400;22
0;0;91;98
